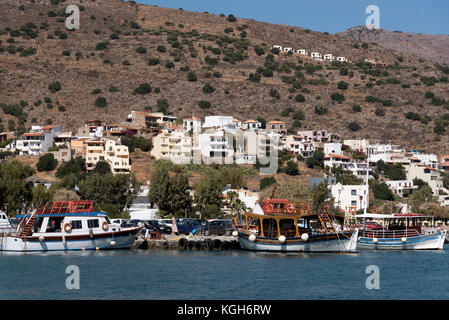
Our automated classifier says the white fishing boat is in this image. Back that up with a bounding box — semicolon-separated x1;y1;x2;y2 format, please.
0;201;141;252
356;213;446;250
0;211;16;234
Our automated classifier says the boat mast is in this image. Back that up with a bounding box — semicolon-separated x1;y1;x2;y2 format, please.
363;141;370;229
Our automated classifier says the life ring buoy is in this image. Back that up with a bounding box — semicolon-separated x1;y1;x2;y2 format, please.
323;204;330;212
371;207;378;214
350;207;357;215
262;204;274;213
286;204;295;214
64;223;72;233
102;222;109;231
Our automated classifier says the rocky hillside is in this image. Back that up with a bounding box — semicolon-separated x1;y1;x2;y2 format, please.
1;0;449;153
339;26;449;65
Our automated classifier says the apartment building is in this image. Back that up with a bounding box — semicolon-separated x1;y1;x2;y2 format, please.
202;116;237;132
324;154;371;178
406;165;444;197
343;139;369;153
267;121;287;135
127;111;177;129
284;135;315;158
298;130;339;143
15;125;61;155
151;128;193;164
85;139;130;174
384;180;417;196
183;116;201;133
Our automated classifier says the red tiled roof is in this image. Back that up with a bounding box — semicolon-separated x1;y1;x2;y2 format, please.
324;154;350;160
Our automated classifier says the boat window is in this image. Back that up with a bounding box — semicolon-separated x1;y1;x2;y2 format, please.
33;218;44;233
46;217;64;232
262;218;278;238
279;219;296;237
88;219;99;228
71;220;82;230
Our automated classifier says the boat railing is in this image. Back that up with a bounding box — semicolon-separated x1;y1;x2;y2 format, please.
361;229;421;239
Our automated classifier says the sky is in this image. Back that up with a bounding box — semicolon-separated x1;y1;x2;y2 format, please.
135;0;449;35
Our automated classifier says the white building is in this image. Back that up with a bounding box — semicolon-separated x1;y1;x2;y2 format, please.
324;154;372;178
384;180;417;196
199;130;234;162
409;153;439;169
296;49;308;55
283;135;315;158
336;56;347;62
222;188;259;211
272;45;282;52
202;116;237;132
324;143;343;156
283;47;293;53
242;119;262;131
331;183;368;214
183;116;202;133
311;52;322;60
323;54;334;62
344;139;369;153
15;125;61;155
151;128;193;163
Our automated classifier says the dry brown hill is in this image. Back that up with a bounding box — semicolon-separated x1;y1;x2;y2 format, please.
1;0;449;154
339;26;449;65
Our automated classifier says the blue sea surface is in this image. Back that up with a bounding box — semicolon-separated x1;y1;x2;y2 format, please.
0;249;448;300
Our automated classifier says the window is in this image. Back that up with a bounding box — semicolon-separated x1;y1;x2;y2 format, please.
262;218;278;237
351;201;357;206
88;219;99;228
71;220;82;229
351;190;356;195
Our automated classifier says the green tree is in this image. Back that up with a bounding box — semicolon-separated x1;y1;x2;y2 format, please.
194;174;224;218
409;185;434;212
372;182;394;201
147;165;171;212
0;161;35;214
36;153;58;172
93;160;111;175
260;176;276;190
168;173;192;217
283;160;299;176
306;150;324;168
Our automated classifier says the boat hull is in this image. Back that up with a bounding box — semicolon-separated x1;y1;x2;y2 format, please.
238;230;358;253
0;228;140;252
357;230;446;250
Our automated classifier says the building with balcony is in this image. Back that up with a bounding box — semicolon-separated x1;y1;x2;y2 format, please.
406;165;444;197
298;130;339;143
15;125;61;155
85;139;130;174
151;128;193;164
384;180;417;196
283;135;315;158
202;116;237;132
242;120;262;131
267;121;287;135
183;116;201;133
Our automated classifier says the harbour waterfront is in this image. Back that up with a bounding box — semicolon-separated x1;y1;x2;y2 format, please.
1;249;449;300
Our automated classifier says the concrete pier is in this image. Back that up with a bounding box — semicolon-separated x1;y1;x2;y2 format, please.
133;234;241;251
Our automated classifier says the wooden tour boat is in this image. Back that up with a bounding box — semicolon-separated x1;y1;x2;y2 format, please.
236;197;358;253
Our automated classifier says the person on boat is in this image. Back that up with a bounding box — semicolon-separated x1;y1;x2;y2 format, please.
172;217;178;234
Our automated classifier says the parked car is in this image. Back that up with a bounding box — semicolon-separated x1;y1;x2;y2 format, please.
120;219;143;228
159;219;174;228
202;219;235;236
146;220;172;234
175;218;202;235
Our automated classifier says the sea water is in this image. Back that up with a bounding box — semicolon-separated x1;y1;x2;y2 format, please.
0;249;448;299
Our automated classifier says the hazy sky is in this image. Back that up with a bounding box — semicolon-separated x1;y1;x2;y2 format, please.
135;0;449;35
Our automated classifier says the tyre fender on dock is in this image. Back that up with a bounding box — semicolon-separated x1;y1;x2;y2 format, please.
178;238;188;250
213;239;222;250
187;240;196;250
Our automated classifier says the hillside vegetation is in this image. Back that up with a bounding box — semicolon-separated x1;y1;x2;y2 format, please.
0;0;449;153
